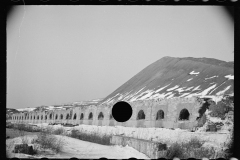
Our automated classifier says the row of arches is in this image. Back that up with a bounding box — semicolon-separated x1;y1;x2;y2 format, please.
12;108;190;122
137;109;189;120
137;110;165;120
137;108;190;120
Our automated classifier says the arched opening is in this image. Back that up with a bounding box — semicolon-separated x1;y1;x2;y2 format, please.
55;114;58;120
50;114;52;120
41;115;43;120
45;115;47;120
88;112;93;120
179;108;190;120
66;114;70;120
80;113;84;120
73;113;77;120
37;116;39;120
34;116;35;120
156;110;164;120
98;112;104;120
60;114;63;119
137;110;145;120
31;116;32;120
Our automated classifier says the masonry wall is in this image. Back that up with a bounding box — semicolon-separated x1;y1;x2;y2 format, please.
10;97;203;130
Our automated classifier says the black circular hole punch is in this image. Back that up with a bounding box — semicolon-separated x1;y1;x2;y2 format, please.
112;101;132;122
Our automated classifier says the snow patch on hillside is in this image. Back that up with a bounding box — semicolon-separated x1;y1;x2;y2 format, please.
225;75;234;80
138;90;155;100
185;86;194;91
179;93;191;97
216;85;231;96
185;85;217;98
189;71;200;75
167;85;179;91
155;92;173;99
102;93;120;104
192;85;201;91
187;78;193;81
166;93;175;99
127;87;147;101
198;84;217;96
205;76;218;80
175;87;186;93
154;84;171;93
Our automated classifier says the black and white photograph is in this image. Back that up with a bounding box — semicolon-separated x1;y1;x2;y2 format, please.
6;5;235;159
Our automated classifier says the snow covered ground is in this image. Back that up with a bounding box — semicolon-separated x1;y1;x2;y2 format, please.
33;117;232;152
6;134;150;159
8;111;233;158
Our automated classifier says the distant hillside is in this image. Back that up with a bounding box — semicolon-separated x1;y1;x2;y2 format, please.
100;56;234;105
6;108;20;119
6;98;104;115
6;108;20;114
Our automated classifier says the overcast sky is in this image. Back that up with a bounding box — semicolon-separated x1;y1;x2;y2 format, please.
7;6;234;109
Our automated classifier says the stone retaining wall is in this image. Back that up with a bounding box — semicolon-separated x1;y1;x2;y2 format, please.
110;135;167;159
